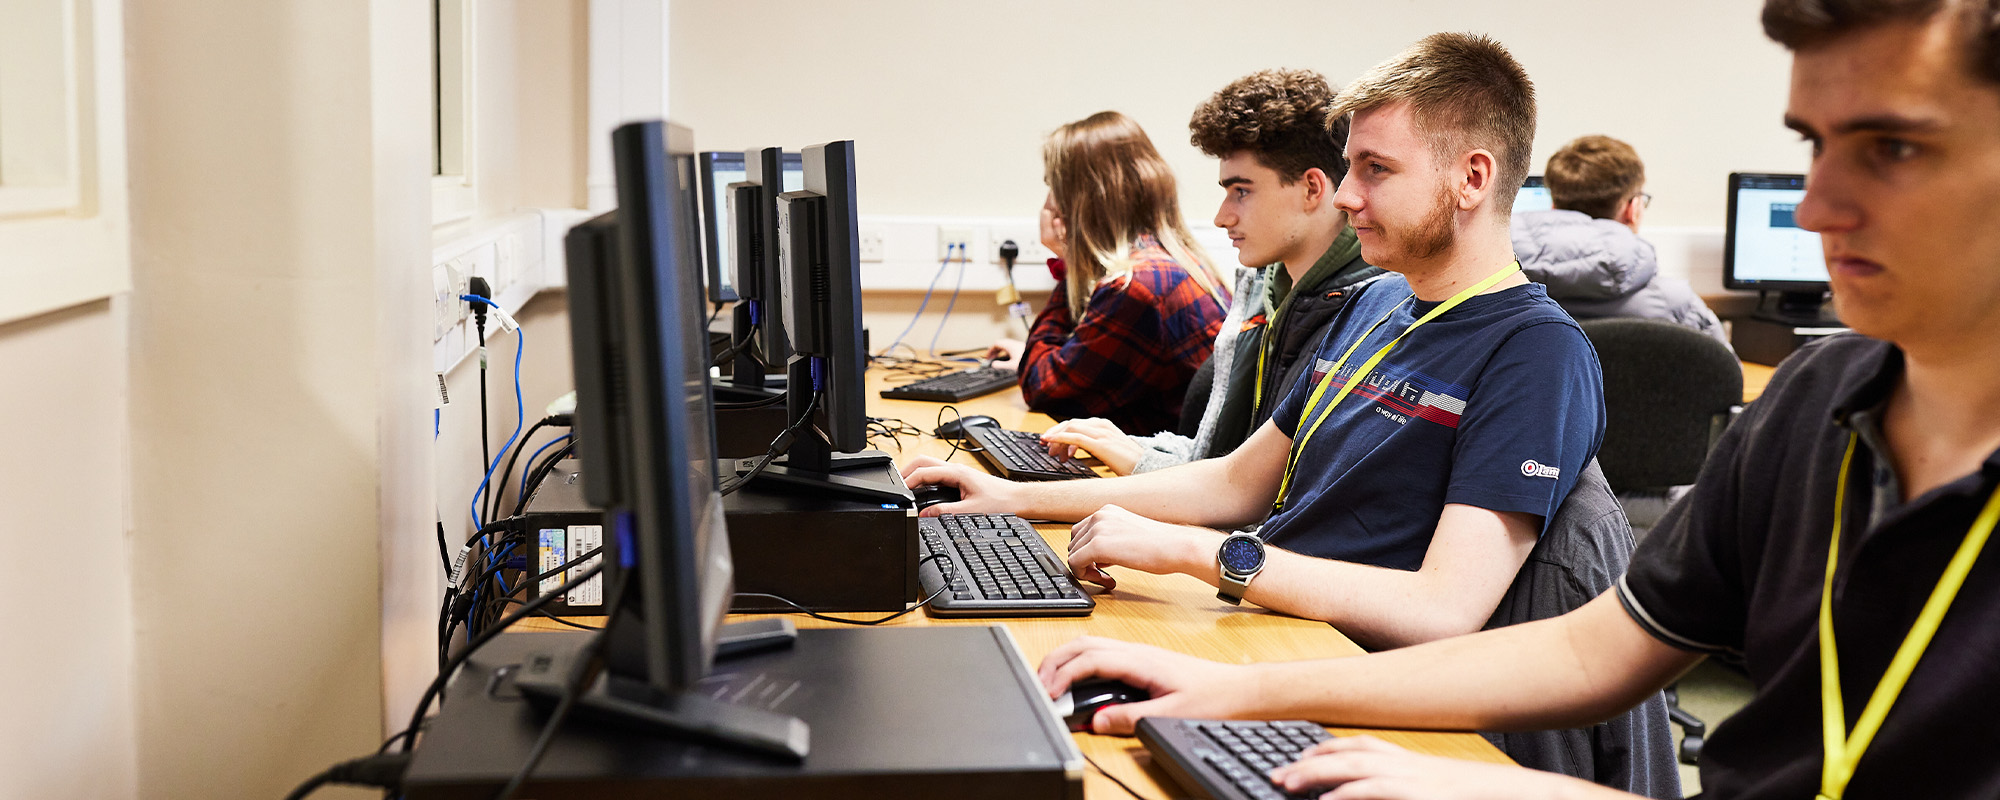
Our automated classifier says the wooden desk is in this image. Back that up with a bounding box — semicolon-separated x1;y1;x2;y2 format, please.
521;364;1510;798
1741;361;1774;404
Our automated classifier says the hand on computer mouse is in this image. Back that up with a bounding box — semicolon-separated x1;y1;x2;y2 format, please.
1036;635;1260;736
1054;678;1151;732
898;455;1021;517
1040;418;1143;475
985;338;1025;372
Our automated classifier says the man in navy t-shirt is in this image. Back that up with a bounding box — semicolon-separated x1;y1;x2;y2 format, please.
902;33;1604;652
1260;275;1600;571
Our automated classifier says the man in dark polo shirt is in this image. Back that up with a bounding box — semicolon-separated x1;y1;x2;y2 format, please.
1033;1;2000;798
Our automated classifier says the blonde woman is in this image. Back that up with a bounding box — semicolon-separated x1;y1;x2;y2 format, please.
989;111;1227;436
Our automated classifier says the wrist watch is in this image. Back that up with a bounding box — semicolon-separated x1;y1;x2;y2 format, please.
1215;532;1267;605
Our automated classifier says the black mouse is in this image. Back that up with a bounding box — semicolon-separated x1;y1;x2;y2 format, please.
1054;678;1150;732
934;414;1000;441
911;483;961;510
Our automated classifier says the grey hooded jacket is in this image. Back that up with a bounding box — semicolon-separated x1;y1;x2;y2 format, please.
1511;209;1730;348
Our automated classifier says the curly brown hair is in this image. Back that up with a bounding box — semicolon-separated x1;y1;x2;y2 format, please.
1188;68;1348;185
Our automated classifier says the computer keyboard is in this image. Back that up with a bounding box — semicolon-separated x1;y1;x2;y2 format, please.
968;426;1097;481
916;514;1093;617
1137;718;1335;800
878;366;1018;402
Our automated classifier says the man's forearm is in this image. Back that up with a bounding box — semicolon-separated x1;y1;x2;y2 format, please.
1246;593;1702;733
1016;454;1274;526
1237;549;1487;650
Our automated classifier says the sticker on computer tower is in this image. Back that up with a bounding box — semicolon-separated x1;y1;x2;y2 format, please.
568;524;604;607
538;528;567;597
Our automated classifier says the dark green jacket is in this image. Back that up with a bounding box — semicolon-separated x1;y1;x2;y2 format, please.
1177;228;1382;458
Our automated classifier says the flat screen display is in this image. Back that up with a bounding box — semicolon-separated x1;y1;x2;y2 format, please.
1726;173;1827;289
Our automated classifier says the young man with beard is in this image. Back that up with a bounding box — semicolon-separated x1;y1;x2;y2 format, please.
1037;2;2000;798
903;33;1604;653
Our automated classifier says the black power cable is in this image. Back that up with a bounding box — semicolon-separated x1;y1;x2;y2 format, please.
396;561;607;754
719;391;819;496
492;570;630;800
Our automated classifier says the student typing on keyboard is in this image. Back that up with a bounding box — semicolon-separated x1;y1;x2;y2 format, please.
1036;5;2000;797
907;44;1679;795
1034;69;1384;477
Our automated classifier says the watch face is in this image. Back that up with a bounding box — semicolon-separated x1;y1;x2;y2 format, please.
1219;536;1264;574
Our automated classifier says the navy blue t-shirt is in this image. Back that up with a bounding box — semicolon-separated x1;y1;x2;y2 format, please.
1263;275;1604;571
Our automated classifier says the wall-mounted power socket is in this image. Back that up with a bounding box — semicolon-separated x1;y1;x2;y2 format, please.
938;227;975;262
859;229;886;262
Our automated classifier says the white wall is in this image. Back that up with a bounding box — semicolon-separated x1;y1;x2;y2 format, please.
670;0;1812;298
0;300;137;800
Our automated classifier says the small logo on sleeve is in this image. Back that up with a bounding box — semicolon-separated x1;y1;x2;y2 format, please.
1520;460;1561;479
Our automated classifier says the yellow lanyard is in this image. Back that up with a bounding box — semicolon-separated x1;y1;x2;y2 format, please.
1272;263;1519;511
1818;433;2000;799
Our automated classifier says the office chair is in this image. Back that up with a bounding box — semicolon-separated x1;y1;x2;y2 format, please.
1580;318;1743;766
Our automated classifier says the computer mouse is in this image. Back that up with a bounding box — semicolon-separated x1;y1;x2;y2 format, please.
911;483;961;510
1052;678;1151;732
934;414;1000;441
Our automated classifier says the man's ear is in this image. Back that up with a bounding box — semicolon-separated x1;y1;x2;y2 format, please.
1301;167;1334;210
1461;149;1497;211
1615;194;1642;229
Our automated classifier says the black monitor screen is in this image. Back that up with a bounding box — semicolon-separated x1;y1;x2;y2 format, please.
697;151;803;304
1725;172;1827;291
565;120;734;693
775;141;867;453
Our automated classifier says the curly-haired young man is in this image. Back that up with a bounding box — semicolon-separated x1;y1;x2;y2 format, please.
1035;68;1385;475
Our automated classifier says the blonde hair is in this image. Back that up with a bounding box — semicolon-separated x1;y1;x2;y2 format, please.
1044;111;1221;317
1330;32;1537;212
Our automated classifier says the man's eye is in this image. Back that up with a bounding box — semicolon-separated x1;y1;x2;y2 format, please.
1875;138;1918;162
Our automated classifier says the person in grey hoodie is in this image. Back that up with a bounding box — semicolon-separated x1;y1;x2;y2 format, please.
1510;135;1730;347
1035;68;1382;476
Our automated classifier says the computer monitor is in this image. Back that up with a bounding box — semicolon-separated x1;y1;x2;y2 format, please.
1724;172;1832;322
695;151;803;304
526;119;808;760
733;140;909;504
1513;175;1552;213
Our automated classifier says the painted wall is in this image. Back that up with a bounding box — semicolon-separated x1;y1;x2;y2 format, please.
669;0;1809;231
0;300;137;800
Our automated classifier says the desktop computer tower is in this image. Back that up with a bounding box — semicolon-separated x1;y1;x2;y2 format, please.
523;459;918;614
519;459;609;617
722;468;919;613
402;626;1085;799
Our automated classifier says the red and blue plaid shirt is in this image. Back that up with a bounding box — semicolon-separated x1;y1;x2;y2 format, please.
1018;237;1227;435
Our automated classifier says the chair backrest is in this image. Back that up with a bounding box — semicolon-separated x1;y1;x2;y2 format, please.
1581;318;1742;491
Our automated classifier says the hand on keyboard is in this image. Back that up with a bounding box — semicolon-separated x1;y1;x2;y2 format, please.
1066;504;1222;590
1270;735;1584;799
1035;635;1257;735
899;454;1022;517
1040;417;1143;475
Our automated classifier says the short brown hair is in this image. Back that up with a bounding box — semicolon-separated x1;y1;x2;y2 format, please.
1188;69;1349;184
1763;0;2000;83
1544;135;1645;220
1329;32;1537;211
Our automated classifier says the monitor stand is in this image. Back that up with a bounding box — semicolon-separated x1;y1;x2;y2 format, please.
1752;290;1842;327
735;357;915;505
513;625;811;763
